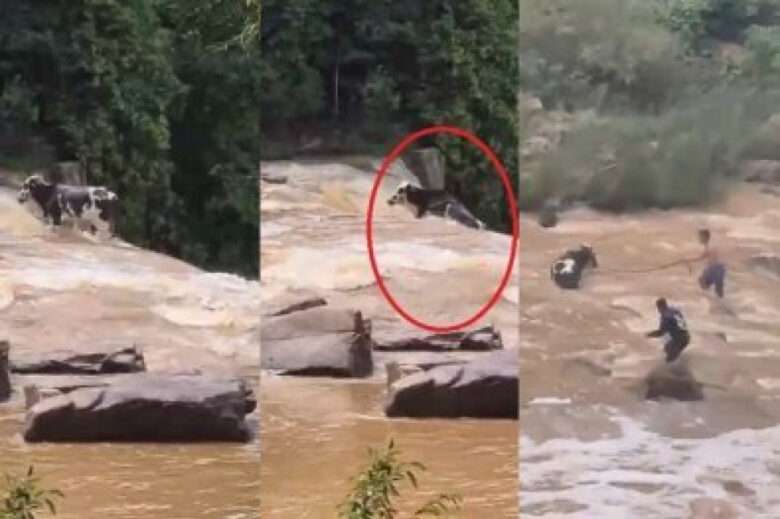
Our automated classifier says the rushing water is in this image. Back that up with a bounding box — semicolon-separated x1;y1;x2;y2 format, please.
0;184;261;519
518;187;780;517
259;159;519;517
259;377;517;518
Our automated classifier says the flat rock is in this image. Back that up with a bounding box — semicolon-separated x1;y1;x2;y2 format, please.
11;344;145;375
261;307;373;377
643;363;704;401
375;326;503;352
23;374;255;442
385;349;518;418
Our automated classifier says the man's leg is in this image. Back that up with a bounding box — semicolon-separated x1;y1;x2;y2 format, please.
665;338;685;363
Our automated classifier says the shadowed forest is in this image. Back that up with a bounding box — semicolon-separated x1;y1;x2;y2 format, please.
520;0;780;211
0;1;260;277
260;0;518;233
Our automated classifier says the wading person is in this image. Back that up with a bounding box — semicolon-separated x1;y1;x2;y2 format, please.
646;298;690;363
691;229;726;299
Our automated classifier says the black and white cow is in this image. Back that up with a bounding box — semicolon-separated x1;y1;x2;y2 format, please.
550;244;598;289
17;174;118;237
387;181;486;230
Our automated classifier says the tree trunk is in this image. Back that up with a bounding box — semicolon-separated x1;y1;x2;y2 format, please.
333;47;341;120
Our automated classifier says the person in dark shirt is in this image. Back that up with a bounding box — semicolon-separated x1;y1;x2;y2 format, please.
646;298;690;363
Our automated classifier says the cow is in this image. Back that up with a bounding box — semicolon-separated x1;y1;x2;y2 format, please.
387;181;486;230
17;174;118;238
550;244;598;289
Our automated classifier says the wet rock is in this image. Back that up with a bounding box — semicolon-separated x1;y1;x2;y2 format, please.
404;148;445;190
23;375;255;442
375;325;503;352
643;363;704;401
721;479;755;497
741;160;780;184
385;357;468;387
266;296;327;317
260;172;288;184
538;200;560;228
689;497;739;519
261;307;373;377
11;345;145;375
385;349;518;418
0;340;10;401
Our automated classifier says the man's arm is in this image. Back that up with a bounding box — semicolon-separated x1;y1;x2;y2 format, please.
646;316;668;338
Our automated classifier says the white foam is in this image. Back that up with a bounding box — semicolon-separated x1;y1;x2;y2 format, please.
520;411;780;517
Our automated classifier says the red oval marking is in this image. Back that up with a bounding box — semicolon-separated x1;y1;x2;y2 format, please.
366;125;520;333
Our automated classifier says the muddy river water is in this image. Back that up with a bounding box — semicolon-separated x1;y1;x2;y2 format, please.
0;183;261;519
259;159;519;517
519;186;780;517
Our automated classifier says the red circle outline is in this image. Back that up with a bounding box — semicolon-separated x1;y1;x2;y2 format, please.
366;125;520;333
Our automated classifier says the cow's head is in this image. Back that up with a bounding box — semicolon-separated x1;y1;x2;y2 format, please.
17;175;49;204
387;181;413;207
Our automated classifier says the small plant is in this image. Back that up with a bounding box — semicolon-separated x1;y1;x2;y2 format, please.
338;439;463;519
1;466;63;519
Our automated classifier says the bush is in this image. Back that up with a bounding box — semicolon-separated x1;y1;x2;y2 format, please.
338;439;462;519
529;85;780;211
1;466;63;519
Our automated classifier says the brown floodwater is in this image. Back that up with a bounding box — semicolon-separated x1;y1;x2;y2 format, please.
518;185;780;516
259;376;517;518
259;159;519;517
0;183;262;519
0;394;260;519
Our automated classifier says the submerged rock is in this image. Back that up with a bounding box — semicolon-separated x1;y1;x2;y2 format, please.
23;375;255;442
0;341;10;401
261;307;373;377
385;349;518;418
643;363;704;401
375;325;503;352
11;344;146;375
538;200;560;228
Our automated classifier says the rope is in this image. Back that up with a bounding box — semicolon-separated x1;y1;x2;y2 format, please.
594;257;698;275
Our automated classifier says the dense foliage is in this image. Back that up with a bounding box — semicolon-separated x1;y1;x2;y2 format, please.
519;0;780;211
260;0;519;233
0;1;259;277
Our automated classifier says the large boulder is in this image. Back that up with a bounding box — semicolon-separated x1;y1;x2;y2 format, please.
404;148;445;190
385;349;518;418
643;363;704;401
11;344;145;375
0;340;10;401
261;307;373;377
23;375;255;442
375;325;503;352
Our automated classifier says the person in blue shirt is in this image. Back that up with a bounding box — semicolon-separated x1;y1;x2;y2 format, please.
646;298;690;363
